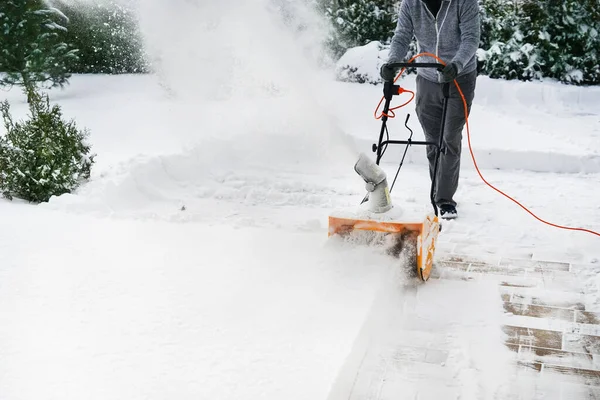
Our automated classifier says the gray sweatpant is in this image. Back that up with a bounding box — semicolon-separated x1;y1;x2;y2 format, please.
415;70;477;208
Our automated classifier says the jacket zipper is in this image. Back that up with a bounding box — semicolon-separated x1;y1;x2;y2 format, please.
420;1;451;64
435;18;439;58
435;1;452;59
421;1;441;58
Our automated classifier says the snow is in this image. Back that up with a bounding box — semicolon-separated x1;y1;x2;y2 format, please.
0;203;390;400
0;1;599;399
48;7;69;22
1;72;598;399
44;22;68;32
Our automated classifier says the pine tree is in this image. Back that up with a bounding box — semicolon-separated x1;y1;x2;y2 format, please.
0;90;95;203
0;0;79;102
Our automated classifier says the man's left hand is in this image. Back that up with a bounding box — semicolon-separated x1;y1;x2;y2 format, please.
440;63;458;82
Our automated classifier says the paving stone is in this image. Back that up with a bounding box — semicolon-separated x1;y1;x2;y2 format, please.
436;268;475;282
348;251;600;400
433;260;470;271
566;323;600;338
559;382;600;400
570;264;600;275
506;343;520;352
511;293;586;311
452;243;502;259
500;280;540;289
503;325;563;350
449;241;498;251
500;257;571;271
540;272;587;294
563;333;600;355
512;363;600;396
454;273;544;287
544;364;600;386
503;302;576;322
518;345;596;370
469;264;527;277
577;311;600;325
517;360;544;372
440;254;500;266
531;249;587;265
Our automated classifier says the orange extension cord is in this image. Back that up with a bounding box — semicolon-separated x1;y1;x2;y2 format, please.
374;52;600;238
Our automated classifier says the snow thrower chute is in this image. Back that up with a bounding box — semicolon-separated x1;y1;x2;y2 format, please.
328;62;449;282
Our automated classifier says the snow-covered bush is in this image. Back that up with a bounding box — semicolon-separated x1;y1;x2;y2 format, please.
0;92;95;203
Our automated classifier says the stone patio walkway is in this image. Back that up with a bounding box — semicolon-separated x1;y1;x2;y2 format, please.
333;240;600;400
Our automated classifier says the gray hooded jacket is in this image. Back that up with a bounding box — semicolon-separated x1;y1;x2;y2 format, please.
387;0;481;83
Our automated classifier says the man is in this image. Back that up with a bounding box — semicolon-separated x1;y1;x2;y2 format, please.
380;0;480;220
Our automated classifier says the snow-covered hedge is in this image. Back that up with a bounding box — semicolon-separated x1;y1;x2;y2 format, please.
329;0;600;85
478;0;600;85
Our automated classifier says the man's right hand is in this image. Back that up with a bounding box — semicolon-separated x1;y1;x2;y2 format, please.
380;63;399;82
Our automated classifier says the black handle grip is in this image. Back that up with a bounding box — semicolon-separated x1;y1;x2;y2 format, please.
388;62;445;71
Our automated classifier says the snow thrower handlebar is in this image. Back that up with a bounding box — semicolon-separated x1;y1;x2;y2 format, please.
374;61;449;217
386;62;445;72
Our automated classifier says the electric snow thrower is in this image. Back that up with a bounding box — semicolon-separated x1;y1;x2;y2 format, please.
328;62;450;282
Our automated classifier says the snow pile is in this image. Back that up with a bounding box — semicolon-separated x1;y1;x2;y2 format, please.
335;41;389;85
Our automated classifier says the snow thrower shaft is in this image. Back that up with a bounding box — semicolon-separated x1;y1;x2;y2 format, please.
373;62;450;217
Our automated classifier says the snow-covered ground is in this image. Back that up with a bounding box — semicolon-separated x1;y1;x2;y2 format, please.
0;69;598;400
1;2;599;398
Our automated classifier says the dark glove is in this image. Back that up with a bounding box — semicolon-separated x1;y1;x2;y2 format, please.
380;63;399;82
440;62;458;82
